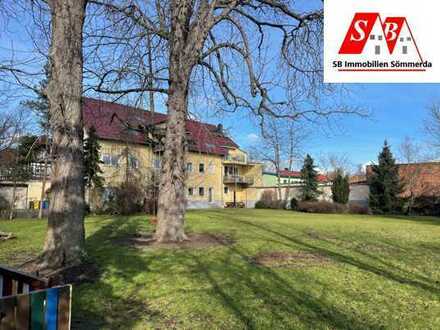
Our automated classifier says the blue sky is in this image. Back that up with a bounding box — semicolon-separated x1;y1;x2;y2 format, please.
205;83;439;169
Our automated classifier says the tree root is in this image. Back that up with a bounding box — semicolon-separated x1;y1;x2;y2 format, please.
0;231;16;241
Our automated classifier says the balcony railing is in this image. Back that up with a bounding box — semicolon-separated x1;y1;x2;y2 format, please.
0;163;51;182
223;175;254;185
223;155;247;164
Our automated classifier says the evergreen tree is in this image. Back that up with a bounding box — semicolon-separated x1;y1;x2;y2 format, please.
16;135;45;163
368;141;404;213
300;154;320;201
331;169;350;204
84;126;104;188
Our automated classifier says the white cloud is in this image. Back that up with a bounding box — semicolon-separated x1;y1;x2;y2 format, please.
246;133;259;144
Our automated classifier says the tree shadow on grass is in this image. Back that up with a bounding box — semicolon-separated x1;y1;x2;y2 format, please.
71;215;167;329
185;245;386;330
72;212;439;329
229;218;440;296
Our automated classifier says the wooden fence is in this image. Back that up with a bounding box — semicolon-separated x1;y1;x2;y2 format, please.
0;266;72;329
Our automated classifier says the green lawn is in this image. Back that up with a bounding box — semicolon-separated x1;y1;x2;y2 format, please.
1;210;440;329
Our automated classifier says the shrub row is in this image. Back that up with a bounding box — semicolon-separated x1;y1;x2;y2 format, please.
296;200;370;215
255;199;285;209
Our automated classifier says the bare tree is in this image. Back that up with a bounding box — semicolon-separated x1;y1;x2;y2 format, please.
399;136;424;164
85;0;364;242
251;118;306;201
0;110;27;152
398;136;426;214
318;153;352;180
425;103;440;153
39;0;88;270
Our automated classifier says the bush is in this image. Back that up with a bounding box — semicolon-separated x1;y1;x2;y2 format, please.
331;171;350;204
268;200;285;209
410;196;440;216
290;198;298;211
297;201;348;214
105;182;144;215
255;200;266;209
348;203;371;215
254;198;285;210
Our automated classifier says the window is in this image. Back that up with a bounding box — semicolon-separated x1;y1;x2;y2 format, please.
375;45;380;55
199;187;205;196
224;186;229;194
102;154;111;166
370;34;375;40
283;179;288;184
188;187;194;196
206;143;215;151
154;159;161;169
407;37;412;41
186;162;193;172
199;163;205;173
102;154;119;167
378;35;383;41
128;155;139;169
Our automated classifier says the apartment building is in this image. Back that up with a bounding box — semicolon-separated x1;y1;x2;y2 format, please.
0;98;263;210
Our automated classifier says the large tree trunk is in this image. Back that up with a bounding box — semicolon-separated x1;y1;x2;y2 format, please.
155;1;193;242
41;0;87;270
155;81;189;242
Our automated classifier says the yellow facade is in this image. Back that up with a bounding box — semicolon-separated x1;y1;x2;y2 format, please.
7;139;263;210
98;140;263;208
99;140;155;186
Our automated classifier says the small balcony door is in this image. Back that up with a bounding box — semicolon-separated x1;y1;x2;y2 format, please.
208;187;213;203
224;166;238;176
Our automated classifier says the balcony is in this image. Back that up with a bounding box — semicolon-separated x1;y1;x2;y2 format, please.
0;163;51;182
223;155;247;165
223;175;254;185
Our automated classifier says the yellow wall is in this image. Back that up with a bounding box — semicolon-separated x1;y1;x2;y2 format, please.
14;140;264;209
99;140;155;186
27;181;51;203
184;152;224;206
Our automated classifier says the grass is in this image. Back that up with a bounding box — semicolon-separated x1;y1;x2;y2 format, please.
1;209;440;329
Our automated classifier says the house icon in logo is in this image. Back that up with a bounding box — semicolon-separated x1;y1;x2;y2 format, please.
339;13;423;62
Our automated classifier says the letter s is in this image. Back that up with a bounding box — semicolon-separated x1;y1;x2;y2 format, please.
350;20;368;41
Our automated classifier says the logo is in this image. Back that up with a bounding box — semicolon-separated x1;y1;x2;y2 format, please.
339;13;421;58
324;0;440;83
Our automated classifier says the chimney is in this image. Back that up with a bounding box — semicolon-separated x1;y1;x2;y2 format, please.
216;124;224;133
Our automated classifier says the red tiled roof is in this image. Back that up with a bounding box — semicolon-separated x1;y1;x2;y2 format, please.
366;162;440;197
278;170;301;178
316;174;329;183
82;98;238;156
277;169;328;183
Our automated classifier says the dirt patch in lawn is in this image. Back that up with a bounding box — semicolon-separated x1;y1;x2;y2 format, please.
253;251;331;268
115;232;234;249
19;260;101;286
